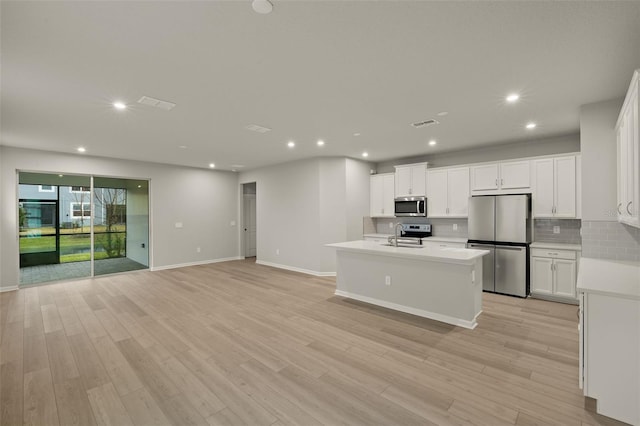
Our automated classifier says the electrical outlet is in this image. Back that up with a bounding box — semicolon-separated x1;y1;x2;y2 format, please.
230;220;236;226
453;223;458;231
276;249;280;255
141;243;145;248
553;226;560;234
389;222;394;229
196;247;201;253
385;275;391;286
175;222;183;228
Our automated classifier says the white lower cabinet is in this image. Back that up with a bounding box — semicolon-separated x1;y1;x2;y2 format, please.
530;247;579;303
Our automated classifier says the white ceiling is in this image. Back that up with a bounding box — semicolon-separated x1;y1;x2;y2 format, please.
2;1;640;171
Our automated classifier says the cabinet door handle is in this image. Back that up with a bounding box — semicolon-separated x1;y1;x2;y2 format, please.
495;178;498;187
618;203;622;214
501;178;504;186
627;201;633;215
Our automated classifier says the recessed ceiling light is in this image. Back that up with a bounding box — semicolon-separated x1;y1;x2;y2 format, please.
429;140;437;146
436;111;449;117
231;169;237;172
230;164;245;168
77;147;86;153
506;93;520;103
178;145;188;149
317;140;325;146
362;152;369;158
209;163;215;168
113;101;127;110
58;174;64;177
353;133;361;136
287;141;295;148
252;0;273;14
525;122;537;129
137;185;142;188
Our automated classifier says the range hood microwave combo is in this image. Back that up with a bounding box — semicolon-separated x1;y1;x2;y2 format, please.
394;196;427;217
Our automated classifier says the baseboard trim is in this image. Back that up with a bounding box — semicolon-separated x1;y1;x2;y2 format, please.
334;289;479;329
0;286;19;293
151;256;243;272
255;260;336;277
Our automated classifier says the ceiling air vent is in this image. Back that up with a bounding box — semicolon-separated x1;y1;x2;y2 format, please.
245;124;272;133
411;119;440;128
137;96;176;111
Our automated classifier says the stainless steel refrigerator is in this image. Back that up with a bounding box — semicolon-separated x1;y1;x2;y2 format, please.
467;194;531;297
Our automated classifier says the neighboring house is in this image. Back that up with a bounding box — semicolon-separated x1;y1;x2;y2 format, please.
18;184;125;229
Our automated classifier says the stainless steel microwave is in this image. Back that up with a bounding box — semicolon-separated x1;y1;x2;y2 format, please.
394;196;427;217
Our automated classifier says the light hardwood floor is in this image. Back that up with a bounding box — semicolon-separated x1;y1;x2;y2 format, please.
0;259;625;426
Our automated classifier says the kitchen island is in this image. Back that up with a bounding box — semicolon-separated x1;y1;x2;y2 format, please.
326;240;489;329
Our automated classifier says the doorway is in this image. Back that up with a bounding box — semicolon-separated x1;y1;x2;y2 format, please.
18;172;150;286
242;182;257;258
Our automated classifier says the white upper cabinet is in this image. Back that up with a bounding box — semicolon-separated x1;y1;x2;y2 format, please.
533;155;577;218
395;163;427;197
370;173;395;218
470;160;530;193
426;169;448;217
427;167;470;218
499;160;531;189
470;164;499;191
616;70;640;228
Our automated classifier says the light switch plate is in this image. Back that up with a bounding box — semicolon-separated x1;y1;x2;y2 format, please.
553;226;560;234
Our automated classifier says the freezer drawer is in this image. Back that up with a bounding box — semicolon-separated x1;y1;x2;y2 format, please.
495;245;528;297
468;243;495;292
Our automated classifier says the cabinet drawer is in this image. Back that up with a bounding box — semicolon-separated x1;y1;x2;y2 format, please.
531;248;576;260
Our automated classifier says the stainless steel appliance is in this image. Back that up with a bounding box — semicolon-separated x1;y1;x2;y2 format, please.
386;223;432;246
467;194;531;297
394;196;426;217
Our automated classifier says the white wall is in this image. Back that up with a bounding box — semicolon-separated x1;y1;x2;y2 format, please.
0;146;239;290
375;133;580;173
240;158;322;273
126;187;149;266
240;157;370;275
579;98;623;221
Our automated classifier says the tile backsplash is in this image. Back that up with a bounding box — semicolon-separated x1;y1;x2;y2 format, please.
533;219;582;244
581;221;640;262
372;217;469;238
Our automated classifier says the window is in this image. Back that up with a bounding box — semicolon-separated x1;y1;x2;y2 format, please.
38;185;55;192
70;186;90;193
71;202;91;218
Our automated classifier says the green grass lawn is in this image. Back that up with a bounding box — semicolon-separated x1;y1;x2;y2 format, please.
20;231;126;263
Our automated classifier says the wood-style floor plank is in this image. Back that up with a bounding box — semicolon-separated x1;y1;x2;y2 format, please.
1;258;626;426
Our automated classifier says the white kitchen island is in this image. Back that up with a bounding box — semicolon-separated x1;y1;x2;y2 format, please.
326;241;489;329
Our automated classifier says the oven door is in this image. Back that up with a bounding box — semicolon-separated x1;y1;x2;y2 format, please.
394;198;426;217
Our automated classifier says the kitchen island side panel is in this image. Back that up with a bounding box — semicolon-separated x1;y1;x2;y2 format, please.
334;251;483;328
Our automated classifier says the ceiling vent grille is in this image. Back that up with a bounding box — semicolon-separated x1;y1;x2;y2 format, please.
245;124;272;133
137;96;176;111
411;119;439;128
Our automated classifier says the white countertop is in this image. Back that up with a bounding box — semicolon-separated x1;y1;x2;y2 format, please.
531;242;582;251
327;240;488;265
422;236;469;244
577;257;640;300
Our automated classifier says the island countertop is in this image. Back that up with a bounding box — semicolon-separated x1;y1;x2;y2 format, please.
326;240;489;265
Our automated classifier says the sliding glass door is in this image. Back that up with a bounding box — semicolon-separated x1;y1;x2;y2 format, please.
18;172;149;286
93;177;149;276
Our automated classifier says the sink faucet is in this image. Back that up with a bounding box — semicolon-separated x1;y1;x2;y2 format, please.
394;223;403;247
